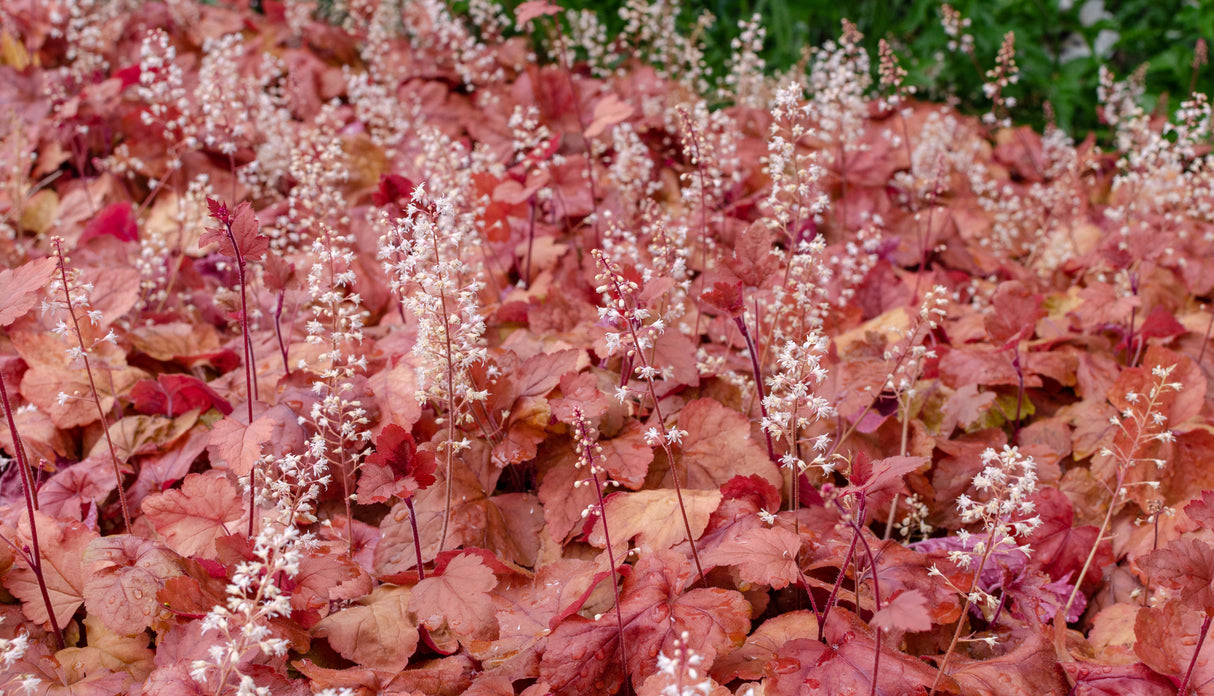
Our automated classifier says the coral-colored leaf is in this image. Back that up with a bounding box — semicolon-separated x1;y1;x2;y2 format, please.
985;280;1044;346
205;414;275;476
1140;538;1214;614
141;471;246;558
0;257;55;327
587;488;721;553
4;512;97;629
668;398;780;490
870;589;932;633
515;0;561;27
82;535;181;635
314;584;418;671
409;553;498;642
585;93;634;138
701;524;801;589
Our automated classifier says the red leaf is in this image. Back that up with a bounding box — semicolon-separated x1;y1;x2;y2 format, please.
666;398;780;490
200;199;268;262
205;414;276;476
79;201;138;245
3;512;97;630
361;423;436;503
985;280;1044;346
587;488;721;553
371;173;416;209
584;93;635;138
409;553;498;642
701;524;801;589
82;534;181;635
128;373;232;417
0;257;55;327
540;550;750;694
141;471;247;558
314;584;418;671
870;589;932;633
701;281;745;317
1140;538;1214;614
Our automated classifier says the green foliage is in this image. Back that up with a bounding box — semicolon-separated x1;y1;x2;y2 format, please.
513;0;1212;136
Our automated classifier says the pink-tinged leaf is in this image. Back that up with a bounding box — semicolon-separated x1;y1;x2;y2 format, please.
870;589;932;633
761;610;940;696
37;459;117;520
4;512;97;629
141;471;246;558
540;550;750;695
1061;661;1176;696
949;623;1071;696
596;420;653;490
371;173;416;209
985;280;1044;346
711;610;819;682
587;488;721;553
1187;491;1214;528
82;535;181;635
205;414;275;476
667;398;780;490
128;373;233;417
845;453;927;497
409;553;499;642
515;0;561;27
0;257;55;326
1140;538;1214;615
314;584;419;672
701;524;801;589
584;93;635;138
79;201;138;244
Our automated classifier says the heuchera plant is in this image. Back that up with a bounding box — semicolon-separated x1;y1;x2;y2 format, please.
4;1;1214;695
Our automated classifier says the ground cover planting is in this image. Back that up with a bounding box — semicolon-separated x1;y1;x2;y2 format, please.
1;1;1214;694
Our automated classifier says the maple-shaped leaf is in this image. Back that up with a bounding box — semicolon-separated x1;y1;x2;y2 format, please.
870;589;932;633
761;610;940;696
56;614;156;683
701;280;745;317
711;610;819;683
1141;538;1214;614
82;534;181;635
596;420;653;490
205;413;275;476
0;256;54;326
948;622;1069;696
141;471;247;558
549;371;611;423
1187;491;1214;529
728;223;778;288
3;511;97;630
128;373;233;417
844;453;927;499
587;488;721;553
409;553;498;643
985;280;1044;347
1023;488;1111;589
663;398;780;490
314;584;419;672
515;0;561;27
360;423;436;504
700;524;801;589
292;548;373;617
79;201;138;245
584;93;635;138
1060;661;1176;696
540;550;750;695
199;199;268;262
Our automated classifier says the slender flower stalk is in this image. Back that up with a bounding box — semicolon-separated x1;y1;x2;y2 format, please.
570;408;629;686
593;249;705;583
49;237;131;533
